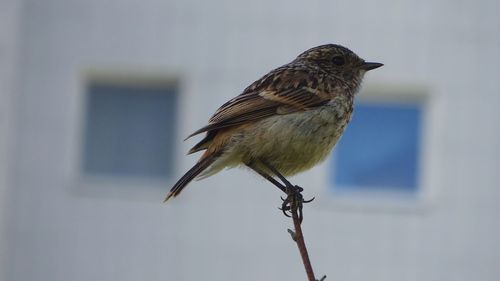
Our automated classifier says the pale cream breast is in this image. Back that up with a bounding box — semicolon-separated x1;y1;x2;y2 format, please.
238;99;352;175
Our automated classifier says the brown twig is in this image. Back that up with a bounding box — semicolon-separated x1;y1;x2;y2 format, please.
288;199;326;281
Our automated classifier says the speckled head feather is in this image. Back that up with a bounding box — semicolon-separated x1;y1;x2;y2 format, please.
296;44;355;60
295;44;369;77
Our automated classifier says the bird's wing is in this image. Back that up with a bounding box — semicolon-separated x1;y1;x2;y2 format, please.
186;67;331;139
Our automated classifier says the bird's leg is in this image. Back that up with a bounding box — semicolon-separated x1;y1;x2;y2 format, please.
257;158;314;222
246;162;287;194
246;162;295;218
247;167;294;218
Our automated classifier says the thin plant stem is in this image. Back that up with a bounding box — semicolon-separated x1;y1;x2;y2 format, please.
290;206;317;281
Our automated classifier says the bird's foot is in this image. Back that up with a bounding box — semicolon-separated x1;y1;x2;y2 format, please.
279;185;314;223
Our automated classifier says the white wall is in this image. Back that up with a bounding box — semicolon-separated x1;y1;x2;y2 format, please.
0;0;21;279
5;0;500;281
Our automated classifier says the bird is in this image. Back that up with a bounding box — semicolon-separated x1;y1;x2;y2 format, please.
164;44;382;205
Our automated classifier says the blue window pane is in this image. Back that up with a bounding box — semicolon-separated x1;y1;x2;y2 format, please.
83;82;177;179
332;103;421;193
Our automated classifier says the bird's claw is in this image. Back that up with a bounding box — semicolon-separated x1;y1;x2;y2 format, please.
303;196;315;203
317;275;327;281
279;185;312;223
279;206;292;217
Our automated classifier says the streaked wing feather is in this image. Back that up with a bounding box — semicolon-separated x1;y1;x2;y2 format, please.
186;67;330;139
186;105;278;138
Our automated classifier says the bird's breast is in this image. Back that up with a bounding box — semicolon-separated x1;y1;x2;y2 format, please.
236;97;353;175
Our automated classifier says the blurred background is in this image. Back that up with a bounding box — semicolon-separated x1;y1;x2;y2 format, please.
1;0;500;280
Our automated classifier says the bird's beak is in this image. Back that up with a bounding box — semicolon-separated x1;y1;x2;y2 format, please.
361;62;384;71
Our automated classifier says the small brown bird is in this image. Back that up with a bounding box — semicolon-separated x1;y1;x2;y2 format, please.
164;44;382;202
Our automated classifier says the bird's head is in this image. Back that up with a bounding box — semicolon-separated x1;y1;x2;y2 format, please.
296;44;383;82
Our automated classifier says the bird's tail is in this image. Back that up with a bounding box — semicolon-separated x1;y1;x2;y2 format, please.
163;152;218;202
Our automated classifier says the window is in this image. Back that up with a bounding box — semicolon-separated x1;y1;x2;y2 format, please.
331;102;422;195
82;79;177;181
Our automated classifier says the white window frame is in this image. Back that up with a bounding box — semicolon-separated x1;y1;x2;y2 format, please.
72;70;182;200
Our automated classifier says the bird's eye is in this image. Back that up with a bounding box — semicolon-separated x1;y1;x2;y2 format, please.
332;56;345;66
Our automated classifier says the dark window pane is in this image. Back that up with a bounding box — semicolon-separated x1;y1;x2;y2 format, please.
332;103;421;193
83;82;177;179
